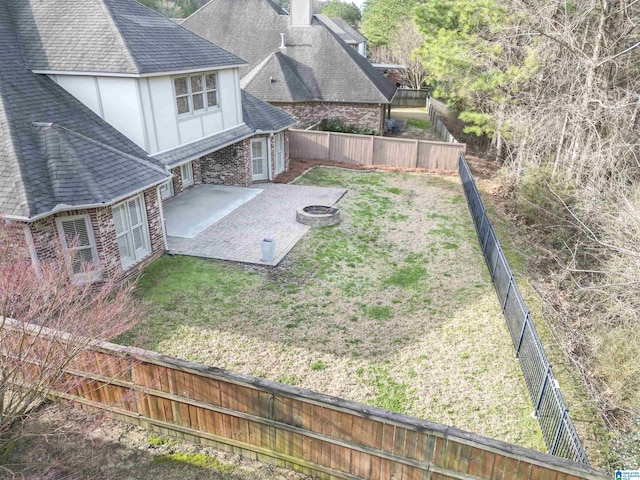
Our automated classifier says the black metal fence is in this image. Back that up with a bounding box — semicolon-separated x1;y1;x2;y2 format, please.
458;153;589;464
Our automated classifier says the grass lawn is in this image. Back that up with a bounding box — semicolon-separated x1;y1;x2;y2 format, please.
121;167;545;451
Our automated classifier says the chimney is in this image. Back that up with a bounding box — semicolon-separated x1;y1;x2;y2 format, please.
290;0;312;26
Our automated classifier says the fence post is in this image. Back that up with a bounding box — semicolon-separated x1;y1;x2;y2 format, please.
535;364;552;414
491;244;502;281
516;314;529;357
370;135;375;166
502;277;513;312
414;140;419;168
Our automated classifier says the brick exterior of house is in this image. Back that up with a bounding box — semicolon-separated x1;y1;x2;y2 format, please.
21;186;165;283
198;140;252;186
10;131;292;284
272;102;386;135
196;132;290;186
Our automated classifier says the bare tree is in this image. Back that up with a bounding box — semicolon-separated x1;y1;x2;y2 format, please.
493;0;640;430
370;20;429;89
0;219;141;464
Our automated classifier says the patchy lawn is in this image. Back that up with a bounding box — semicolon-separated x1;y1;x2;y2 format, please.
121;167;545;451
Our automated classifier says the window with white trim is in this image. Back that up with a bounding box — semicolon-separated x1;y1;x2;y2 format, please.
56;215;99;278
112;195;151;270
174;72;219;115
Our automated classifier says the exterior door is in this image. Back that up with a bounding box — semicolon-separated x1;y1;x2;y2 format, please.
180;161;194;187
251;138;268;181
159;180;174;200
274;133;285;175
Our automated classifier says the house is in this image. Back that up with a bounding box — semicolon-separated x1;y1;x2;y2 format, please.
181;0;396;134
0;0;295;282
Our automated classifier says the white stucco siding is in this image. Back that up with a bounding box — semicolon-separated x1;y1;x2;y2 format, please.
178;116;203;145
139;79;159;153
218;69;242;130
202;112;224;135
97;77;146;150
53;75;103;117
50;67;245;156
147;76;180;153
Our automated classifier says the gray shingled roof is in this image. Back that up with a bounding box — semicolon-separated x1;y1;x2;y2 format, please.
153;124;254;169
182;0;396;104
315;15;367;45
9;0;246;75
241;90;297;132
0;1;169;219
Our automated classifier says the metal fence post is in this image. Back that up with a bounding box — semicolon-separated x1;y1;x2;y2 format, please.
502;277;513;312
516;314;529;357
535;364;552;414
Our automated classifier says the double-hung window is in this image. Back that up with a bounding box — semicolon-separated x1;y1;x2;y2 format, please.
56;215;99;279
112;195;151;270
174;72;218;115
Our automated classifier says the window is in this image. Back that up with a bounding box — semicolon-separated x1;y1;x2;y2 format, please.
112;195;151;269
174;72;218;115
180;162;194;187
56;215;99;278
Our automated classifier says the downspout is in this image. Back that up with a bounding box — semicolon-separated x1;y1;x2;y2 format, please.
156;185;169;252
268;133;275;181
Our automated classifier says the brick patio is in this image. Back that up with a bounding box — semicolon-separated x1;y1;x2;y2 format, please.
166;184;347;266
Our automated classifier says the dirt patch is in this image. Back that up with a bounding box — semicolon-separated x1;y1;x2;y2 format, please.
2;403;310;480
274;159;456;185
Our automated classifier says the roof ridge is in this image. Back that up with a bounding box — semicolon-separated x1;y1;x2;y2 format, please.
241;52;277;89
42;123;168;176
317;21;394;103
41;124;113;201
275;52;316;100
0;92;30;215
95;0;141;73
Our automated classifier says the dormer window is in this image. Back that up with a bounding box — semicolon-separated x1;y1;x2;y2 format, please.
174;72;219;115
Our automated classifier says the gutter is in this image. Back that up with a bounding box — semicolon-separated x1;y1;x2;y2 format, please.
3;177;170;223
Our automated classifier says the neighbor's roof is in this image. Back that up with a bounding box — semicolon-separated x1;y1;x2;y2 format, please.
8;0;245;76
315;15;367;45
0;1;169;219
182;0;396;104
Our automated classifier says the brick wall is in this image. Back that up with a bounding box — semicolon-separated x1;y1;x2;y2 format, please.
198;140;252;186
26;186;165;283
272;102;386;135
170;161;203;197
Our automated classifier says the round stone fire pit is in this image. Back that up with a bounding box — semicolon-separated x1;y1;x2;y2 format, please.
296;205;340;227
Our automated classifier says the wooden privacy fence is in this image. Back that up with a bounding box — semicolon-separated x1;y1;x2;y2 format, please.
427;98;459;145
391;89;430;108
289;129;465;172
10;322;607;480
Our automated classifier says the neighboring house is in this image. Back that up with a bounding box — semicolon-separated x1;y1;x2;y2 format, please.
182;0;396;134
0;0;295;282
315;15;367;58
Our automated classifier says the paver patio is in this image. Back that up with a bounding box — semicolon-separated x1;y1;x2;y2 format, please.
166;183;347;265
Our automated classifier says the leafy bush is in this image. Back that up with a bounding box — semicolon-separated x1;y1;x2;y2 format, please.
322;117;377;136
